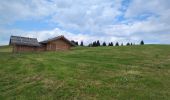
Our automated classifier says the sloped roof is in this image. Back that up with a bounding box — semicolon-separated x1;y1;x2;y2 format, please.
40;35;76;46
9;36;40;46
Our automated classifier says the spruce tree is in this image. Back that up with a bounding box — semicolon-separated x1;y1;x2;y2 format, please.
92;41;97;47
110;42;113;46
75;42;78;46
140;40;144;45
108;43;111;46
71;40;78;46
103;42;106;46
92;42;94;47
80;41;84;46
97;40;100;46
121;43;123;46
126;42;130;46
115;42;119;46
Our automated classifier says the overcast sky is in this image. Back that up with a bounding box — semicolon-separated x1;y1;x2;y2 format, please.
0;0;170;45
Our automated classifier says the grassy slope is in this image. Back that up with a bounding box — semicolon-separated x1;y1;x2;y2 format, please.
0;45;170;100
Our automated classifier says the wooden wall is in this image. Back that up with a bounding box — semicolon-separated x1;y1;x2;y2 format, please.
13;45;36;52
13;45;46;52
46;39;71;51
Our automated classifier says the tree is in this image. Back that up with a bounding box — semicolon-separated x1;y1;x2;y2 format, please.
140;40;144;45
88;43;92;47
126;42;130;46
103;42;106;46
121;43;123;46
108;43;110;46
92;41;97;47
108;42;113;46
75;42;78;46
110;42;113;46
80;41;84;46
96;40;100;46
71;40;78;46
115;42;119;46
131;43;133;46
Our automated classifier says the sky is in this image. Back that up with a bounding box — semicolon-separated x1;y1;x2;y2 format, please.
0;0;170;45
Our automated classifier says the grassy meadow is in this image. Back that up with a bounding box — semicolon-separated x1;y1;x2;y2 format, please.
0;45;170;100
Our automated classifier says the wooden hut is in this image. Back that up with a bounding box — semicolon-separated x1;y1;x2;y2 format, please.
9;36;40;52
40;35;75;51
9;35;75;52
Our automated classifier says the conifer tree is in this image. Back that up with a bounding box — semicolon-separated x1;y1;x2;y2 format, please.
140;40;144;45
80;41;84;46
103;42;106;46
92;41;97;47
71;40;78;46
97;40;100;46
75;42;78;46
121;43;123;46
126;42;130;46
115;42;119;46
108;43;111;46
88;43;92;47
110;42;113;46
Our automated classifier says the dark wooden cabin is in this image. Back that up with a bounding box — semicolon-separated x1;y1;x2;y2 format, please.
9;36;40;52
9;35;75;52
40;35;75;51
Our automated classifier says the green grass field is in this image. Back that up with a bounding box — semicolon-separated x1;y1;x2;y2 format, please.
0;45;170;100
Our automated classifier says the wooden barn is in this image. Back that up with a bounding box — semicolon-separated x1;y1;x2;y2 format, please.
9;36;40;52
40;35;75;51
9;35;75;52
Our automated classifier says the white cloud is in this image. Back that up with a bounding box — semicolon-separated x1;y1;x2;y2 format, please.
0;0;170;45
0;0;54;25
125;0;170;18
50;0;123;33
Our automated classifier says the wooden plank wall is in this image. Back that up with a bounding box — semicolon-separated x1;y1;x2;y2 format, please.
46;39;71;51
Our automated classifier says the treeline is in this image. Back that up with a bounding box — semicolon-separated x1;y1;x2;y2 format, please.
71;40;144;46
